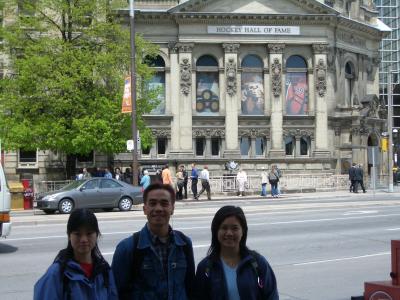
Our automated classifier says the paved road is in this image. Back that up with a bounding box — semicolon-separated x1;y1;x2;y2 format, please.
1;190;400;300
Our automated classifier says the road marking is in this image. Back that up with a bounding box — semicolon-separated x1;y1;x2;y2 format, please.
7;213;400;242
294;252;390;266
386;228;400;231
343;210;378;215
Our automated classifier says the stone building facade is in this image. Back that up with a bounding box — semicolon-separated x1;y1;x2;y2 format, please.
2;0;391;181
114;0;390;176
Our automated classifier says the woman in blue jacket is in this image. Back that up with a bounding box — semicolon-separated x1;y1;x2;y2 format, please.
195;205;279;300
34;208;118;300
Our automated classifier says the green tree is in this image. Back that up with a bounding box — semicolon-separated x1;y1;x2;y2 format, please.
0;0;160;178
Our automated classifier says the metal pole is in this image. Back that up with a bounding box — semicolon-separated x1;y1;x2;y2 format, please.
388;66;394;192
129;0;138;186
371;146;376;198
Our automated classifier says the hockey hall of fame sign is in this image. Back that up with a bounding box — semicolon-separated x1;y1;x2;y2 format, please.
208;25;300;35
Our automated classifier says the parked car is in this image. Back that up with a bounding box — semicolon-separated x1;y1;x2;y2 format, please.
34;178;143;214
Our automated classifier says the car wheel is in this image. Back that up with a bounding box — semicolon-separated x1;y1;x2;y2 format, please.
59;199;74;214
103;208;114;212
118;197;132;211
43;209;55;215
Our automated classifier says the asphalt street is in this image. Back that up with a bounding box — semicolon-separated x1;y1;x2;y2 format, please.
1;190;400;300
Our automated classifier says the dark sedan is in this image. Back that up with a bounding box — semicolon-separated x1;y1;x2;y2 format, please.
34;178;143;214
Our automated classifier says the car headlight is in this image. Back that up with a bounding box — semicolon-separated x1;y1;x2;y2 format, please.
43;195;58;201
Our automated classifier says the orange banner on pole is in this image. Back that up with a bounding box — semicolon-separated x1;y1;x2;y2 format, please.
121;76;132;113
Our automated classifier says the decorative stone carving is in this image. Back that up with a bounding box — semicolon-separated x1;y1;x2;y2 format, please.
283;129;314;139
180;58;191;96
365;58;374;81
177;43;194;53
327;47;336;72
226;58;237;96
168;42;179;54
315;59;327;97
334;127;341;136
193;128;226;137
239;128;270;137
312;44;328;54
271;58;282;97
268;44;285;54
151;129;171;138
222;43;240;53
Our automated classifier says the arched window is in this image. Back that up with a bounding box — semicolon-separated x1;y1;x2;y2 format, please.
285;136;295;156
196;55;219;115
345;62;355;107
241;55;264;115
145;55;166;114
285;55;308;115
300;136;311;156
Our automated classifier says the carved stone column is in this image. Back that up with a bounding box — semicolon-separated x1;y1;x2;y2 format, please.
168;43;180;153
222;43;241;158
312;44;330;158
268;44;285;158
173;43;194;158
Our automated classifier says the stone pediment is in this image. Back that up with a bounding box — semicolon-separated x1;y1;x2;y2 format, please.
169;0;337;15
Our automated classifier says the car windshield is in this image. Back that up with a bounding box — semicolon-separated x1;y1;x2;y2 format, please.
60;180;84;191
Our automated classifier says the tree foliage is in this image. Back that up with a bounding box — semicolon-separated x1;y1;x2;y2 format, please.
0;0;159;157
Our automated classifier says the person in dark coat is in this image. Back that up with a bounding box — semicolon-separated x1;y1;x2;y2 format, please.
348;163;357;193
356;164;366;193
194;206;279;300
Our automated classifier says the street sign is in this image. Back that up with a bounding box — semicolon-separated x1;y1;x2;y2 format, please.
127;134;141;151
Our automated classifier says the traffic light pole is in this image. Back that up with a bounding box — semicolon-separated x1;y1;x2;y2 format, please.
388;66;394;193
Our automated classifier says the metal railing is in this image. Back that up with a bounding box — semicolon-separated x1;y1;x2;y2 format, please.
32;173;392;197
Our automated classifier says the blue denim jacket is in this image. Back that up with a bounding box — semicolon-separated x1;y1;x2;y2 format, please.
34;259;118;300
112;224;195;300
194;251;279;300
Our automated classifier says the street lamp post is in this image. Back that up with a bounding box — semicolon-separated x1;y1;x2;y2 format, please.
388;66;394;192
129;0;139;186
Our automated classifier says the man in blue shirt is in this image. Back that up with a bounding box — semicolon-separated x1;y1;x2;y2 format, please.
190;163;198;199
140;170;151;190
112;183;195;300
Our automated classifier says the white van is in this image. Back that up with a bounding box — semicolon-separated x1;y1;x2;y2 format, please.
0;163;11;237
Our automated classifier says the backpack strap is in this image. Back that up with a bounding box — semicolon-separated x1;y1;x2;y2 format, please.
248;251;265;300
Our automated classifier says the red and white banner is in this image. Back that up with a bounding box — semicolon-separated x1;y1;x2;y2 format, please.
121;76;132;113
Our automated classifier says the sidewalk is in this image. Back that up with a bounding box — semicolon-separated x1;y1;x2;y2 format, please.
11;186;400;216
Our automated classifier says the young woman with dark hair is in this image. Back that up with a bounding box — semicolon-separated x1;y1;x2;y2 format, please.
34;208;118;299
195;205;279;300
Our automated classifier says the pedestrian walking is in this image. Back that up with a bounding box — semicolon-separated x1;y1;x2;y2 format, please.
268;166;280;197
112;183;195;299
236;169;248;197
140;170;151;190
182;165;189;199
114;167;124;181
195;165;211;200
348;163;357;192
261;167;268;196
191;163;199;199
82;167;91;179
34;208;118;300
275;165;282;196
104;168;112;179
161;164;173;185
124;168;133;184
176;165;185;200
194;205;279;300
356;164;366;193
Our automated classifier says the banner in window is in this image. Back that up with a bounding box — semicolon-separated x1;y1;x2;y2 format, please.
148;73;165;115
241;73;264;115
196;72;219;115
285;72;308;115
